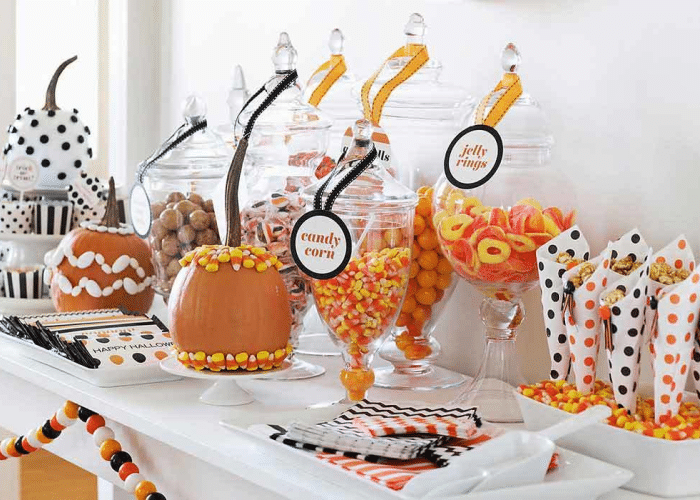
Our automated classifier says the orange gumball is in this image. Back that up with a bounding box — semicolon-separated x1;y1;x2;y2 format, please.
414;215;426;236
417;250;439;270
435;273;452;290
409;261;420;279
412;304;432;325
401;295;417;314
406;279;418;296
417;228;438;250
436;257;452;275
416;197;432;218
396;312;411;327
417;269;438;288
415;287;437;305
412;241;421;260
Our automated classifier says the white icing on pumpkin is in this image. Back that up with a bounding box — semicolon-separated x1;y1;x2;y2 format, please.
80;221;134;235
53;272;152;297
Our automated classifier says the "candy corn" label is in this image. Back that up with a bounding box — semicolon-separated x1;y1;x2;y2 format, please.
291;210;351;280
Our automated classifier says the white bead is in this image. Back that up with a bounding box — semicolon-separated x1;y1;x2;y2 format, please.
95;253;105;265
93;426;114;447
124;473;145;493
0;438;10;456
25;430;43;450
55;408;75;428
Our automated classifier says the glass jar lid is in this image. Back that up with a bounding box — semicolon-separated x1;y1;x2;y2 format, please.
303;29;360;122
470;43;553;155
139;95;231;179
358;13;473;121
236;33;332;137
303;120;417;210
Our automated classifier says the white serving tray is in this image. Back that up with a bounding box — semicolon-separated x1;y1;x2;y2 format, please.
0;335;180;387
223;422;631;500
0;297;55;315
518;392;699;497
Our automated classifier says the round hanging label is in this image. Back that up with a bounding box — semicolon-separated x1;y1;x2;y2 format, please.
129;183;152;238
341;126;392;172
6;157;39;191
443;125;503;189
291;210;352;280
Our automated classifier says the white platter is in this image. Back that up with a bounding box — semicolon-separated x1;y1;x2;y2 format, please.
0;297;55;315
0;335;180;387
224;421;631;500
518;392;699;497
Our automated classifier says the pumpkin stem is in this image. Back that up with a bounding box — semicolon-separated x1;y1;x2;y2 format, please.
100;177;121;228
224;137;247;247
42;55;77;111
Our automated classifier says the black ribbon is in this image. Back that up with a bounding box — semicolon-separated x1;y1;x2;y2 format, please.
313;146;377;212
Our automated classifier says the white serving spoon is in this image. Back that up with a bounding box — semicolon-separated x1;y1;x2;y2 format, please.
401;405;612;498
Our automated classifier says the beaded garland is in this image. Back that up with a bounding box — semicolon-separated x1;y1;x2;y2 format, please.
0;401;166;500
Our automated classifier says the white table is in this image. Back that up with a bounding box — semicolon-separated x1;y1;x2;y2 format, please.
0;302;666;499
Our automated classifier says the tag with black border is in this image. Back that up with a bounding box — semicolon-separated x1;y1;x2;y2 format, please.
129;183;152;238
443;124;503;189
291;210;351;280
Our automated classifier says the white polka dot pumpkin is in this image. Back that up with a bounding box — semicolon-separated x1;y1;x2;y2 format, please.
2;56;91;190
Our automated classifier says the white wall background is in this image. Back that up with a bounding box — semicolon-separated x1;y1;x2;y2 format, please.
164;0;700;385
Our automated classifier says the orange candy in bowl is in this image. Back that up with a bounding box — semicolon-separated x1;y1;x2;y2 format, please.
434;188;575;295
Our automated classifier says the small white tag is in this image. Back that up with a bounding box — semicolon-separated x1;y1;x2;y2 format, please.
444;125;503;189
7;157;39;192
129;183;152;238
291;210;351;280
341;126;392;170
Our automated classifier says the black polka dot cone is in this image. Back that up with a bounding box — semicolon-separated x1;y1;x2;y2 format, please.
535;225;590;381
1;57;92;190
600;249;651;414
690;334;700;402
650;268;700;424
608;227;650;279
644;235;695;339
561;248;617;395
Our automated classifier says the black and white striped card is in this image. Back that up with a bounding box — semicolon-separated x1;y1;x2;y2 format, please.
35;202;73;235
3;267;44;299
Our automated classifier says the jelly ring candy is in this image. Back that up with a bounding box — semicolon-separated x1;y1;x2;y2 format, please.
439;214;473;241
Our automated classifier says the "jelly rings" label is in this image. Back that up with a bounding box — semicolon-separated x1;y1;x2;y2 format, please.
443;125;503;190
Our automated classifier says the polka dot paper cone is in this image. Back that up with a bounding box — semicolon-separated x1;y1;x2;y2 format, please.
690;333;700;400
536;225;590;380
645;235;695;338
651;271;700;423
600;250;651;413
0;200;34;234
562;250;615;395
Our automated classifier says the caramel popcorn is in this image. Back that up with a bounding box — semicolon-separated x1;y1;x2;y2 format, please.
555;252;583;269
571;262;596;289
610;255;642;276
603;288;626;306
650;261;690;285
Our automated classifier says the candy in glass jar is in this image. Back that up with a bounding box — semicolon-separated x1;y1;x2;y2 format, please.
236;33;332;380
300;119;417;401
434;44;576;422
137;95;231;297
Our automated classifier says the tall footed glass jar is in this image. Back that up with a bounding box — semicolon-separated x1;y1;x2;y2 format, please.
302;120;417;402
433;44;576;422
236;33;332;380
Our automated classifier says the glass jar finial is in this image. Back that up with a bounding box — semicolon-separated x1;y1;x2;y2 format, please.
404;13;426;45
501;43;521;73
329;28;344;56
272;32;298;72
353;119;373;143
182;94;206;124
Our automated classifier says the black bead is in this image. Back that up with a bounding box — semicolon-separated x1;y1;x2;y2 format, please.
146;493;166;500
564;281;575;294
78;135;85;143
57;172;67;180
62;142;70;151
42;420;61;439
17;137;24;145
78;407;96;422
14;436;29;455
73;108;79;114
30;119;38;127
40;135;49;144
650;296;658;310
57;125;66;133
27;109;34;115
26;147;34;155
110;451;132;472
84;126;91;134
70;116;78;123
48;110;56;117
74;159;82;168
87;148;93;157
41;159;50;167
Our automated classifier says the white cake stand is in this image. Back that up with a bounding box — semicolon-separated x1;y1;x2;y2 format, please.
160;357;292;406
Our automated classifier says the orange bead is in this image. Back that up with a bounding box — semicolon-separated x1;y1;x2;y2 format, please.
415;287;437;305
416;197;432;218
395;312;411;327
134;481;157;500
401;295;417;314
99;439;122;461
409;261;420;279
436;257;453;275
404;343;432;360
417;228;438;250
412;240;421;259
435;273;452;290
413;215;426;235
417;269;438;288
118;461;140;481
412;304;432;324
86;415;106;435
417;250;439;270
63;401;79;420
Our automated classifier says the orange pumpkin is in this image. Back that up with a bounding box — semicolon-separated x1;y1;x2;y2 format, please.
166;135;292;372
46;178;155;313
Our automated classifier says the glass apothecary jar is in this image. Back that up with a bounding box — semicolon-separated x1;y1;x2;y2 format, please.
433;43;576;422
359;13;474;189
137;95;232;297
302;119;418;401
236;33;332;380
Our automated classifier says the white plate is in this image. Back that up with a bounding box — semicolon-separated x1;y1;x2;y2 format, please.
518;393;699;497
224;422;631;500
0;297;55;315
0;335;180;387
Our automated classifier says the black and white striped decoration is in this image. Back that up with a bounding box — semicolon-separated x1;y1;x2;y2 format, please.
35;202;73;235
3;268;44;299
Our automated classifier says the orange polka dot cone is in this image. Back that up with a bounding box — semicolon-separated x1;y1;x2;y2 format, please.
535;226;589;381
651;269;700;424
645;235;696;336
598;250;651;414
